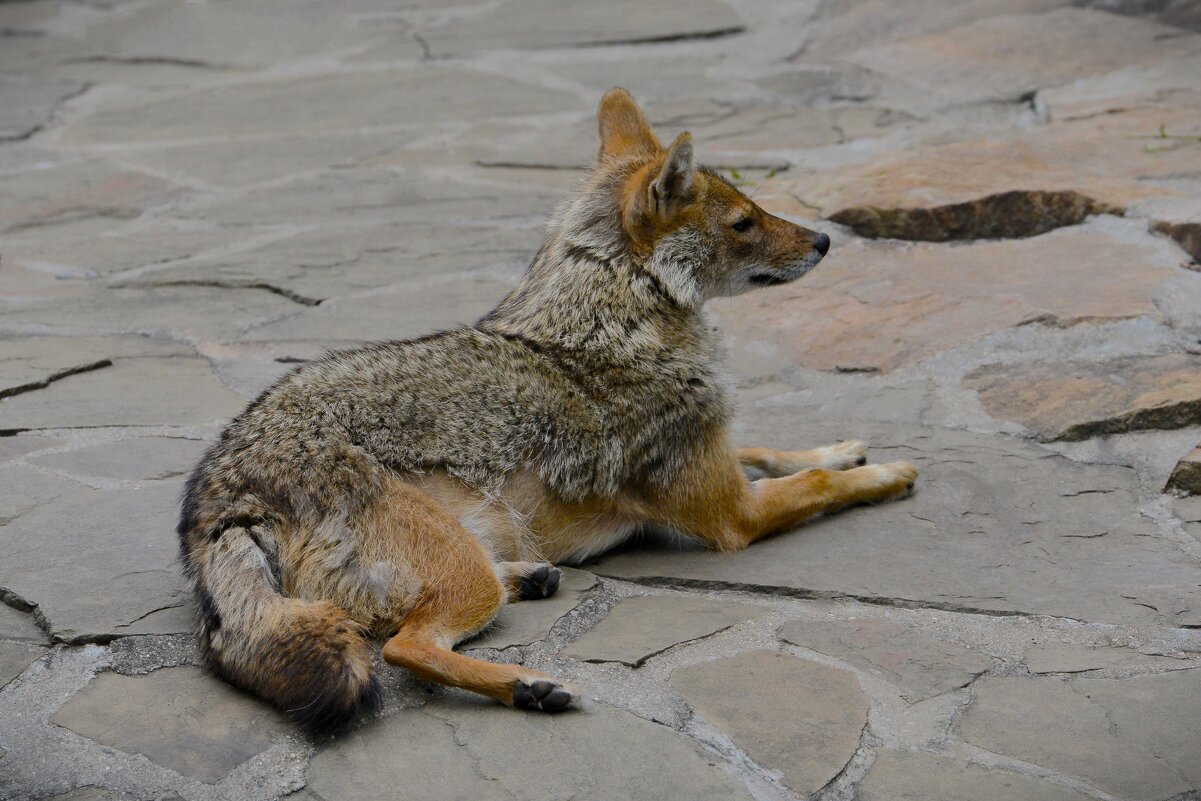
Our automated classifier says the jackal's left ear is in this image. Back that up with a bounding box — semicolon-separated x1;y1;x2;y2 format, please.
648;132;694;217
598;88;660;159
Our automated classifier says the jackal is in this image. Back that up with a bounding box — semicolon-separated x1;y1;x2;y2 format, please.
178;89;918;730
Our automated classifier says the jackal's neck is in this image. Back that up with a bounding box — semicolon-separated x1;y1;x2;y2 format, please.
480;168;717;367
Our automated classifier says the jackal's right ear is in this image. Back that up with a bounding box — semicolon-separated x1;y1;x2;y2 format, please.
598;88;661;159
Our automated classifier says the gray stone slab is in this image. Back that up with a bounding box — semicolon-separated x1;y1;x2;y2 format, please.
465;567;596;651
238;273;519;345
0;357;246;433
858;749;1096;801
563;595;766;667
0;641;46;689
418;0;744;55
1024;643;1186;674
0;463;81;528
960;670;1201;801
591;422;1201;627
0;74;84;141
670;650;868;797
0;481;192;642
0;335;184;400
63;69;584;145
307;702;753;801
31;437;207;482
0;603;46;643
51;666;290;784
777;619;994;702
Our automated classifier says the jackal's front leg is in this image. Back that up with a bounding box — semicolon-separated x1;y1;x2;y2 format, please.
738;440;867;477
648;435;916;553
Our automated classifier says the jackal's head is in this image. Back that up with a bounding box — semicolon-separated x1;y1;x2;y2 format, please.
579;88;829;305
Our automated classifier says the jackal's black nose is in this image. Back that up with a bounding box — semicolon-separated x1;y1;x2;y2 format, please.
814;233;830;256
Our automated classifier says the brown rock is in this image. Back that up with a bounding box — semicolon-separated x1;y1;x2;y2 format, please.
1166;446;1201;495
670;651;868;796
711;222;1179;372
1153;220;1201;263
965;353;1201;441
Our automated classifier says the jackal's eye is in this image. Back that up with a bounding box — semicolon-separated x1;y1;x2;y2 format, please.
731;217;754;232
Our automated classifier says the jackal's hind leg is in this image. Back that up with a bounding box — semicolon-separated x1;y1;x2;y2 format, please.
498;561;561;602
738;440;867;477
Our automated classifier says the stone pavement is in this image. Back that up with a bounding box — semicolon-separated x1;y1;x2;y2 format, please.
2;0;1201;798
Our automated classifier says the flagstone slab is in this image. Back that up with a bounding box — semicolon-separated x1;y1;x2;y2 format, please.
465;567;597;651
711;220;1187;372
846;8;1201;106
959;670;1201;801
777;619;993;701
964;353;1201;441
30;437;207;482
671;651;867;797
306;703;754;801
61;69;584;146
857;749;1096;801
0;356;246;433
591;422;1201;627
0;481;193;642
417;0;745;56
51;666;290;784
1023;643;1185;673
562;595;766;667
0;641;46;690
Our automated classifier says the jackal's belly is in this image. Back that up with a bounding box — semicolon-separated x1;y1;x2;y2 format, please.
403;468;639;565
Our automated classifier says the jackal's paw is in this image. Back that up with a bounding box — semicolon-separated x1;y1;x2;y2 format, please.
864;461;919;501
516;564;561;601
512;678;577;713
814;440;868;470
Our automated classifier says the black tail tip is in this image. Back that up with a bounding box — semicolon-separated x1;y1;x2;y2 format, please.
290;673;384;735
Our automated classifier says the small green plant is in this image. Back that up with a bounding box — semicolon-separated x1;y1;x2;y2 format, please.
1132;123;1201;154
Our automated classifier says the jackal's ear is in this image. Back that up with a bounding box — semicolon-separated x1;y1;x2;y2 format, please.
647;132;694;217
598;88;660;159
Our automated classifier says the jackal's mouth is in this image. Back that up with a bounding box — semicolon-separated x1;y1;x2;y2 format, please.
748;272;795;287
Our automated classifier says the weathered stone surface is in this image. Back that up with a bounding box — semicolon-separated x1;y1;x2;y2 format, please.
0;603;46;643
0;356;246;433
960;670;1201;801
858;749;1096;801
0;641;45;689
593;422;1201;627
0;74;84;141
465;567;596;650
418;0;744;56
1166;445;1201;495
63;70;584;146
30;437;208;482
0;481;192;642
965;353;1201;441
563;595;766;667
1024;643;1184;673
847;8;1201;105
0;336;183;400
307;703;754;801
1153;220;1201;263
777;619;993;701
711;219;1187;372
51;666;291;783
0;160;189;234
671;651;867;796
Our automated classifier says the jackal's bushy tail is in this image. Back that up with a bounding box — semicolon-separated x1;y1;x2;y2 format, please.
193;525;381;732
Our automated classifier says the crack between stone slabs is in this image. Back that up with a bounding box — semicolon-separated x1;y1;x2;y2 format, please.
112;602;190;631
572;25;746;48
109;279;324;307
816;720;875;801
61;54;243;71
0;423;177;437
0;358;112;400
602;575;1100;626
0;81;93;143
0;587;56;643
578;621;745;669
